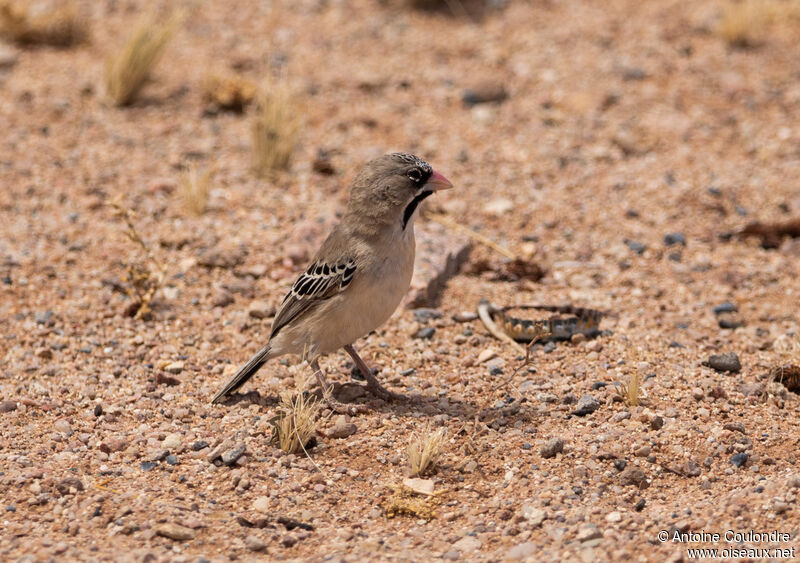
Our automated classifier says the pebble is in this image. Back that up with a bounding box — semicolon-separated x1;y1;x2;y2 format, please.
211;287;234;307
606;511;622;523
53;419;72;434
506;542;537;560
253;496;270;513
162;433;182;450
453;311;477;322
477;349;498;363
540;438;564;459
712;302;738;315
403;477;434;495
248;301;274;319
730;453;749;468
571;395;600;416
663;232;686;246
93;404;103;417
164;361;184;374
634;446;650;457
723;422;746;434
412;308;443;322
717;313;744;329
650;416;664;430
245;534;267;551
704;353;741;373
415;327;436;339
577;524;602;542
191;440;210;451
35;310;54;324
99;437;127;453
140;462;158;471
221;444;247;465
0;400;17;413
281;534;298;547
625;239;646;255
452;535;482;553
619;467;648;488
155;522;195;541
56;477;84;495
165;455;179;465
328;422;357;439
521;504;547;526
462;81;508;106
0;44;18;69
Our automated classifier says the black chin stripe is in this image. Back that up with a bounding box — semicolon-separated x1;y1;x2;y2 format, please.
402;190;433;230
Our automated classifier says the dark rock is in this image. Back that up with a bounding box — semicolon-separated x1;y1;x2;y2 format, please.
221;445;246;466
415;327;436;339
613;459;627;471
191;440;210;451
0;400;18;413
591;382;608;390
624;239;646;255
634;499;646;511
540;438;564;459
712;302;738;315
56;476;84;495
571;394;600;416
165;455;179;465
489;365;503;376
730;453;749;468
718;313;745;329
703;353;741;373
413;308;443;322
663;232;686;246
462;81;508;106
723;422;746;434
650;416;664;430
93;404;103;417
140;461;158;471
622;67;647;81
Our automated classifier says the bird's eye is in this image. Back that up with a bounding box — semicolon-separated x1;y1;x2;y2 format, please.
407;168;422;183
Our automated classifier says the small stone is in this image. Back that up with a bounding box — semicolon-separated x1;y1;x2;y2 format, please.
488;365;503;375
155;523;195;541
206;438;235;462
211;288;234;308
625;239;646;255
576;524;602;542
140;461;158;471
252;496;270;513
198;246;245;269
704;353;741;373
221;444;246;465
328;422;357;439
606;511;622;523
162;433;182;450
663;232;686;246
93;404;103;417
412;308;443;322
165;455;179;466
99;437;127;453
730;453;749;468
281;534;297;548
477;349;498;363
462;81;508;106
245;534;267;551
571;395;600;416
484;198;514;216
56;476;84;495
34;310;54;324
248;300;275;319
452;536;482;553
443;550;460;561
36;347;53;359
164;362;184;374
619;467;648;488
403;477;435;496
521;504;547;527
0;44;18;69
506;542;537;560
0;400;17;413
723;422;746;434
718;313;745;329
650;416;664;430
191;440;210;451
634;445;650;457
692;387;704;401
54;419;72;434
415;327;436;339
712;302;738;315
453;311;477;322
540;438;564;459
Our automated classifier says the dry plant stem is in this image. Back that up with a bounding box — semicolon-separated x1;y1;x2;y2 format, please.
477;301;526;355
179;168;210;215
428;213;516;259
251;82;300;176
104;12;181;106
491;325;549;392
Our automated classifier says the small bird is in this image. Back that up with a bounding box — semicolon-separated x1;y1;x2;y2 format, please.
211;153;453;412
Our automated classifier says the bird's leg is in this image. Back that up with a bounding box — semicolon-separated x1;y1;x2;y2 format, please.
311;359;367;415
344;344;404;401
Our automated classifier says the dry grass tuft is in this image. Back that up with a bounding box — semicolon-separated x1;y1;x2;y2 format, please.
108;198;167;319
717;0;800;48
616;371;642;407
203;74;257;113
104;12;180;106
270;391;320;454
251;81;300;177
382;485;442;521
407;427;447;476
179;167;211;215
0;0;88;47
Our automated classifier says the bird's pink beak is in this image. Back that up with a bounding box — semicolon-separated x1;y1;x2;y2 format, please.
425;170;454;191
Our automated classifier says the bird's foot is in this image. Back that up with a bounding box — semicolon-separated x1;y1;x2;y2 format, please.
364;380;404;402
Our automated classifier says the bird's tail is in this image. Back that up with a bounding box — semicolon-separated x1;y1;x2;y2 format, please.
211;343;272;403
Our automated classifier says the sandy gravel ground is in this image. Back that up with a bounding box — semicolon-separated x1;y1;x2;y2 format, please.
1;0;799;561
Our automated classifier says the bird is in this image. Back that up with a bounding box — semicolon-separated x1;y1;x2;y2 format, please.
211;152;453;412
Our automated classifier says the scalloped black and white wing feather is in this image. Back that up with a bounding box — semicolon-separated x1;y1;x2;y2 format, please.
211;231;358;403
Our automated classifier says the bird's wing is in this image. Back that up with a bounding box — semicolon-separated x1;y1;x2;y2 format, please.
269;255;357;339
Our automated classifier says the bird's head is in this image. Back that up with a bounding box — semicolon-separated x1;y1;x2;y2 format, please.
346;153;453;232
